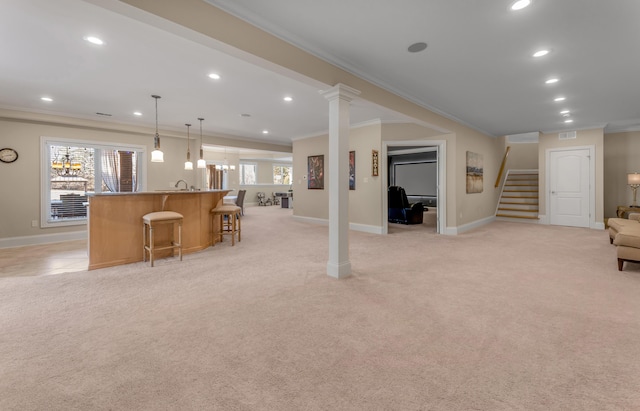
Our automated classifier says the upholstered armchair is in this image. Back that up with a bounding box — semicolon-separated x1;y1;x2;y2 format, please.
388;186;425;225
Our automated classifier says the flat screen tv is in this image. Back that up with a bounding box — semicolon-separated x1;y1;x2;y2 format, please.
393;162;437;197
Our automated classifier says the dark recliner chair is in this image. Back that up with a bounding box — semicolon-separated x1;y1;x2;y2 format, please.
388;186;425;225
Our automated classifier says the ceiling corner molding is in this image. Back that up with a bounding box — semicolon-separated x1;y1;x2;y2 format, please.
204;0;492;139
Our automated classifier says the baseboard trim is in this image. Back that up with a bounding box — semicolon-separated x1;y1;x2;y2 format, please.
350;222;383;234
449;215;496;235
291;215;383;234
539;214;605;230
0;230;87;249
292;215;327;226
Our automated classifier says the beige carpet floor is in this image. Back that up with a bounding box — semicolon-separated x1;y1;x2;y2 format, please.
1;206;639;410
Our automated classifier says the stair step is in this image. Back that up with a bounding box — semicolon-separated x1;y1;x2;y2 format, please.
498;171;540;220
496;214;540;220
500;201;538;205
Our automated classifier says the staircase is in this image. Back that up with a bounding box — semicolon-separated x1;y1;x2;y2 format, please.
496;170;539;222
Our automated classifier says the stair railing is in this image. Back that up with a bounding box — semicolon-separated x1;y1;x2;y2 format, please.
495;146;511;188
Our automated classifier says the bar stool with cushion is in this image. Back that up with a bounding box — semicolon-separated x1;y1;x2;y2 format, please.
211;204;242;246
142;211;183;267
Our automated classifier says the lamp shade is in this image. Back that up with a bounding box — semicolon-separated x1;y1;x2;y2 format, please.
151;149;164;162
151;95;164;162
628;173;640;185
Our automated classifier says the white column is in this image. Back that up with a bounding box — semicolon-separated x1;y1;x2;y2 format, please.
320;83;361;279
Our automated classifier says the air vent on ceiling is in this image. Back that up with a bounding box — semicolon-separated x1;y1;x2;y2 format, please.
558;131;576;140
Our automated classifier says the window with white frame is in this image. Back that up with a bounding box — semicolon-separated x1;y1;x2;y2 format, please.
41;137;145;227
273;164;292;185
239;162;257;185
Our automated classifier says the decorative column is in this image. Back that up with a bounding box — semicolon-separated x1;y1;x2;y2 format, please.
320;83;361;279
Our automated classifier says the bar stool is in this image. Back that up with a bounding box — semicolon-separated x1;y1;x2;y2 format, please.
211;204;242;246
142;211;183;267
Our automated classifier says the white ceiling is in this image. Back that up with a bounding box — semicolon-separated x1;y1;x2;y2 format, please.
209;0;640;136
2;0;640;150
0;0;410;148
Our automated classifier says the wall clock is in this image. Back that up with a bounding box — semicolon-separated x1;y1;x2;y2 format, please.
0;148;18;163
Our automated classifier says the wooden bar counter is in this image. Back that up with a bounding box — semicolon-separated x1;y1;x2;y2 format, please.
87;190;229;270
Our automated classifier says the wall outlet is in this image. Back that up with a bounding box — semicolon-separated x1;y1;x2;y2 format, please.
31;220;38;227
363;177;368;183
169;182;175;187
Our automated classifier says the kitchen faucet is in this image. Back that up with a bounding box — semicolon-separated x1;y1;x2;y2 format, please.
175;179;188;190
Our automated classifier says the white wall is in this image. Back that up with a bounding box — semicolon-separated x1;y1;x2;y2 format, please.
603;131;640;218
538;128;604;224
0;110;290;244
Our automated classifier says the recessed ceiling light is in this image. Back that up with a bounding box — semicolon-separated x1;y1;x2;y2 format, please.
262;130;269;134
41;97;53;102
208;73;221;80
133;111;142;116
511;0;531;11
560;110;570;114
84;36;104;45
554;96;566;102
533;49;549;58
564;119;574;123
240;113;251;117
283;96;293;102
408;42;428;53
545;78;559;84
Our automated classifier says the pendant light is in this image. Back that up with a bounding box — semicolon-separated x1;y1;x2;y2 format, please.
184;123;193;170
150;95;164;162
197;117;206;169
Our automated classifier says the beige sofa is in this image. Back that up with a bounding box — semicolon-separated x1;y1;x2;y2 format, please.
608;214;640;243
609;213;640;270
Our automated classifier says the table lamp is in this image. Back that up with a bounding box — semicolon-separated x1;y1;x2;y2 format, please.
628;173;640;206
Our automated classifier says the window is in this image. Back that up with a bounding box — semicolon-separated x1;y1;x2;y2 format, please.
273;164;293;185
239;162;257;185
204;164;229;190
41;137;146;227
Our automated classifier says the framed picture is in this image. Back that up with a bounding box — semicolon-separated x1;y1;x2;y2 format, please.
466;151;483;193
349;151;356;190
372;149;379;176
308;155;324;189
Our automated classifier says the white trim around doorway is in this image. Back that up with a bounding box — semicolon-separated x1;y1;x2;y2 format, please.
382;140;447;235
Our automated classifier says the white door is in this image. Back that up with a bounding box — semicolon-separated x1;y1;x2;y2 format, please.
549;148;590;227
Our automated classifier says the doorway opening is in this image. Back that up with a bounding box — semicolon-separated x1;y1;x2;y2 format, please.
382;140;447;235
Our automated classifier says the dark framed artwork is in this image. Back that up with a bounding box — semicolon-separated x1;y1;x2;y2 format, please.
466;151;483;193
372;149;379;176
349;150;356;190
308;155;324;189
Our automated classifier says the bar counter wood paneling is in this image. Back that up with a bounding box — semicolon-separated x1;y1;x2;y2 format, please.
88;190;229;270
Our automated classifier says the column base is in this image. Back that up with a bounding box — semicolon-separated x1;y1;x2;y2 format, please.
327;260;352;279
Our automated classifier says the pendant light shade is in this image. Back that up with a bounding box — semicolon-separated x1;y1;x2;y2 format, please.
150;95;164;162
184;123;193;170
197;117;206;169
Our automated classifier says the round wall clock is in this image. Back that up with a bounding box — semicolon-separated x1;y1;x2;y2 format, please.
0;148;18;163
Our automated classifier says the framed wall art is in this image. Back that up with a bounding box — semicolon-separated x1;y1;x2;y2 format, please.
307;155;324;189
466;151;483;193
349;150;356;190
372;149;379;176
